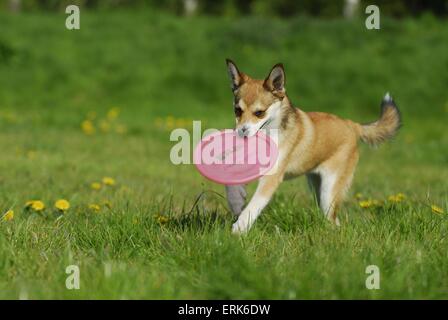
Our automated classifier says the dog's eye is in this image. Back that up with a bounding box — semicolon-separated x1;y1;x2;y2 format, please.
234;107;243;117
254;110;265;118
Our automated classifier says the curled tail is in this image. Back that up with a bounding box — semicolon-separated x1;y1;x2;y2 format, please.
358;93;402;146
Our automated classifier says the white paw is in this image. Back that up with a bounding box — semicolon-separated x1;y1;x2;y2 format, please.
329;216;341;227
335;217;341;227
232;220;249;235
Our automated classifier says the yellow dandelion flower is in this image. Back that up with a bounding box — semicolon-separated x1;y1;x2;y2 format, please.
165;116;175;129
359;200;373;208
88;204;101;212
25;200;45;211
3;210;14;221
431;205;444;214
396;193;406;200
91;182;102;190
55;199;70;211
81;120;95;135
107;107;120;120
32;201;45;211
102;177;116;186
388;195;398;202
388;194;404;203
155;214;169;225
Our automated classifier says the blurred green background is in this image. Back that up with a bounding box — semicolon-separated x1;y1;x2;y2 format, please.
0;0;447;299
3;0;448;17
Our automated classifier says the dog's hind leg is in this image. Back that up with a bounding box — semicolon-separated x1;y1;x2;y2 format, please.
319;150;359;226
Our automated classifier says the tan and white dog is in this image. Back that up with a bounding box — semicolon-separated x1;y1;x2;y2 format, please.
225;59;401;234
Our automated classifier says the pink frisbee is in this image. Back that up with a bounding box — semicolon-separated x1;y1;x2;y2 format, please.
193;129;279;185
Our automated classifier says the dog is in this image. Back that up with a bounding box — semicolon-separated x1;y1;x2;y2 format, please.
225;59;401;234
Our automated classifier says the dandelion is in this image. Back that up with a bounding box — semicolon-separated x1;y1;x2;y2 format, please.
88;204;101;212
388;193;405;203
154;214;169;225
55;199;70;212
91;182;102;190
25;200;45;211
102;177;116;186
3;210;14;221
388;195;399;202
359;200;374;208
431;205;444;214
165;116;175;130
81;120;95;135
355;193;364;199
359;199;381;209
107;107;120;120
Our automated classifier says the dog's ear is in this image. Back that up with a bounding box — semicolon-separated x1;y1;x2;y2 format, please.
264;63;286;95
226;59;244;92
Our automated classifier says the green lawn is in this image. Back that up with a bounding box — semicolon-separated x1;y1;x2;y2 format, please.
0;11;447;299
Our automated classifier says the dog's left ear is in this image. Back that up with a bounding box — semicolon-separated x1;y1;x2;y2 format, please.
226;59;244;92
264;63;286;95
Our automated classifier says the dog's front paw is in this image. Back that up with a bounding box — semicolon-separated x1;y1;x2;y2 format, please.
232;219;249;235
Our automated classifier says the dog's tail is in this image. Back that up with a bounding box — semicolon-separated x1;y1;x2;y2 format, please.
356;93;402;147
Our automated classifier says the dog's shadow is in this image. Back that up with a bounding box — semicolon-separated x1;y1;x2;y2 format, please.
158;190;233;232
164;210;231;233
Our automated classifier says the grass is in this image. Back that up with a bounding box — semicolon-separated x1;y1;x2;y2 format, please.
0;10;447;299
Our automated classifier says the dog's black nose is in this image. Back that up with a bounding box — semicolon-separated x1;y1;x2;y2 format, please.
237;126;249;137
